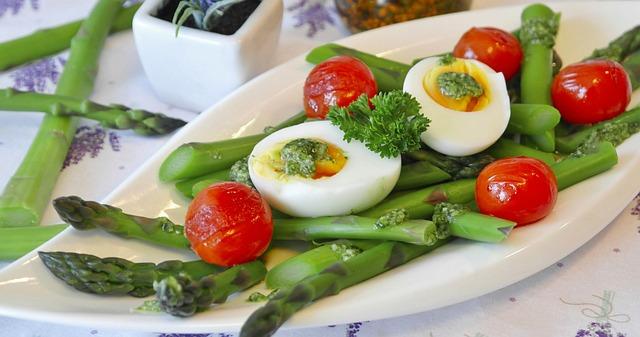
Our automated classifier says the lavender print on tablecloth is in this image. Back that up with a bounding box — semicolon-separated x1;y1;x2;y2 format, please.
0;0;39;17
347;322;363;337
11;56;65;93
63;125;121;169
561;291;630;337
288;0;335;37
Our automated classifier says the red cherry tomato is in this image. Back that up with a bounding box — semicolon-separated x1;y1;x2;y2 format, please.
185;182;273;266
303;55;377;119
551;60;631;124
475;157;558;226
453;27;523;80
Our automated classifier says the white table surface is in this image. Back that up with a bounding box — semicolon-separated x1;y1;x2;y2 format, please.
1;0;638;337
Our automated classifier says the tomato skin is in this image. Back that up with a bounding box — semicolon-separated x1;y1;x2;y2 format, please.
475;157;557;226
453;27;523;81
551;60;631;124
303;56;377;119
185;182;273;266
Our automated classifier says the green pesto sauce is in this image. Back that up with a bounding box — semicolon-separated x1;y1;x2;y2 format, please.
330;243;363;261
281;138;330;178
438;53;456;66
520;14;560;48
229;156;253;187
375;208;408;229
437;72;484;100
432;202;468;239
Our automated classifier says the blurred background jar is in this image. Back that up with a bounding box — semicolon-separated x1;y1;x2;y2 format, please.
335;0;472;33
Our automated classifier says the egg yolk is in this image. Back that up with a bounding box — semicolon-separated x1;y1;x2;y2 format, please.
423;58;491;112
253;138;347;180
313;144;347;178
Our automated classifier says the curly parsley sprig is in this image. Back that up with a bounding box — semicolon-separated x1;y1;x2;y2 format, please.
327;90;429;158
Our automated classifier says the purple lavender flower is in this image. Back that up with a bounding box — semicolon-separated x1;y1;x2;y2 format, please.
11;57;65;93
108;132;121;152
0;0;39;17
573;322;626;337
288;0;335;37
63;126;106;169
346;322;363;337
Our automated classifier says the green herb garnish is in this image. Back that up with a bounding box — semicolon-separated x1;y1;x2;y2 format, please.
437;72;484;100
438;53;456;66
327;90;429;158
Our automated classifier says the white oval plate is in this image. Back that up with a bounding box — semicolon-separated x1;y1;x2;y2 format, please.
1;1;640;333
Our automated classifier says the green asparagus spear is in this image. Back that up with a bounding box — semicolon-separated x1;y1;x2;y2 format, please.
0;89;186;135
585;25;640;63
39;251;224;297
174;169;231;198
155;260;266;317
406;150;495;179
553;142;618;190
239;240;449;337
0;0;124;227
556;106;640;153
394;161;451;191
360;179;477;219
265;240;379;289
622;49;640;89
519;4;560;152
0;3;140;71
433;202;515;243
53;196;190;249
507;103;560;135
273;215;447;245
0;224;67;260
159;111;307;182
487;138;556;166
274;206;514;244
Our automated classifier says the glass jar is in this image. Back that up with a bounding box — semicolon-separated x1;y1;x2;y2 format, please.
334;0;472;33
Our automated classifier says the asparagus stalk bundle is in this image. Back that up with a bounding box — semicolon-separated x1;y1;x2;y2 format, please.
239;240;449;337
518;3;560;152
0;89;187;135
154;260;266;317
274;206;514;244
39;251;224;297
53;196;190;249
363;142;617;219
0;3;140;71
0;0;124;227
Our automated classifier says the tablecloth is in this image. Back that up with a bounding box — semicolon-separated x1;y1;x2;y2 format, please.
1;0;638;336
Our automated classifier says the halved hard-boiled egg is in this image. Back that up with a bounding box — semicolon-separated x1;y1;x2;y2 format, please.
403;55;510;156
248;120;401;217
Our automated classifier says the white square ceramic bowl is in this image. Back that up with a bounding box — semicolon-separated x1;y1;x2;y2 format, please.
133;0;283;112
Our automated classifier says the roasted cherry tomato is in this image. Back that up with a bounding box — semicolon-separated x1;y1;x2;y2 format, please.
185;182;273;266
475;157;557;226
303;55;377;119
551;60;631;124
453;27;523;81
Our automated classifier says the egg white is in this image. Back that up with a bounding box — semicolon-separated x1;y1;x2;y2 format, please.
248;120;401;217
403;57;511;156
